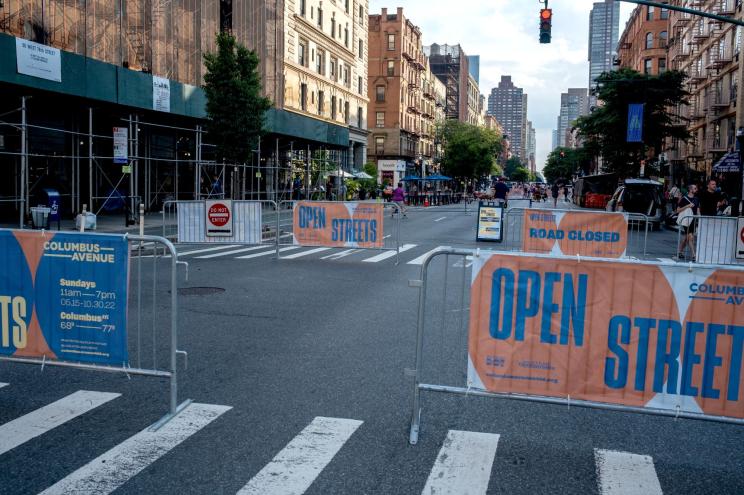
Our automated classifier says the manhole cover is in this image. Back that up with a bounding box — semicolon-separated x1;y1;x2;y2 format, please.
177;287;225;296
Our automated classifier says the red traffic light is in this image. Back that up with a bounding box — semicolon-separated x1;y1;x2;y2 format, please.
540;8;552;20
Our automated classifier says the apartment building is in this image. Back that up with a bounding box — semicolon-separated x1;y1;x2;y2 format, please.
616;3;670;75
667;0;743;178
555;88;590;148
425;43;477;123
488;76;528;162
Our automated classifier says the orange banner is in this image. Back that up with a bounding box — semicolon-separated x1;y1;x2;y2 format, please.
521;209;628;258
469;253;744;420
293;201;384;248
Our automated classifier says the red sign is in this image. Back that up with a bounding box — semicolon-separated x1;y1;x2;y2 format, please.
205;200;233;236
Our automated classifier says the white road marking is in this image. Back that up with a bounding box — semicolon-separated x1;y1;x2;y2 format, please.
658;258;676;263
408;246;451;265
321;249;360;260
281;247;332;259
434;217;447;222
0;382;7;389
422;430;500;495
594;449;663;495
237;246;300;259
0;390;120;456
383;235;392;239
176;245;241;257
237;416;362;495
362;244;416;263
196;245;268;259
39;403;231;495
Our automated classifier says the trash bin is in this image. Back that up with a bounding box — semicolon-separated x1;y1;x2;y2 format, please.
42;188;61;230
30;206;51;229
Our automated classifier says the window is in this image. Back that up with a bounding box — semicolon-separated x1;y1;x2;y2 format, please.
317;7;323;28
318;91;324;115
387;34;395;51
359;39;363;58
345;27;349;47
376;112;385;127
299;0;306;16
358;76;363;94
659;31;668;48
300;83;307;111
345;0;349;13
331;96;337;119
645;32;653;49
660;8;669;20
644;58;652;74
646;6;654;21
358;107;363;128
375;136;385;155
331;17;336;37
339;24;342;38
344;67;350;85
387;60;394;76
316;49;324;74
359;5;364;22
330;57;337;80
658;58;667;73
298;40;307;66
344;101;350;123
376;85;385;102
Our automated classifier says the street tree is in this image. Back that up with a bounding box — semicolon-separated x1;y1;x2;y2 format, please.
441;121;502;179
510;166;531;182
503;156;524;179
542;147;594;183
203;32;272;164
575;68;690;178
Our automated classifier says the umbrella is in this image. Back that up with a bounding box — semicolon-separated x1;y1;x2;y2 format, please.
353;171;374;179
326;170;355;178
401;175;422;181
713;151;741;173
426;174;453;181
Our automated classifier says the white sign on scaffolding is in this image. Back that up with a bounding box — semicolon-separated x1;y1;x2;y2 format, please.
153;76;171;112
113;127;128;164
15;38;61;82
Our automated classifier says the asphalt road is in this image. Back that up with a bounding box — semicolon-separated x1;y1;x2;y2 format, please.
1;200;742;494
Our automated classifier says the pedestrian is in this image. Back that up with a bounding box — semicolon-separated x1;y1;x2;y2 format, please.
698;178;724;216
563;185;569;202
338;181;347;201
293;176;303;201
551;183;560;208
391;182;407;217
668;183;681;212
676;183;699;260
494;178;509;207
411;183;419;206
210;174;223;198
326;178;334;200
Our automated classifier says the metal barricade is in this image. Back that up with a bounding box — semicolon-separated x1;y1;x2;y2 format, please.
503;207;649;259
161;200;279;248
407;249;744;446
0;232;190;428
277;200;402;263
675;215;744;265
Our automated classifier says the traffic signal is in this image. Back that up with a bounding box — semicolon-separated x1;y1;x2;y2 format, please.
540;8;552;44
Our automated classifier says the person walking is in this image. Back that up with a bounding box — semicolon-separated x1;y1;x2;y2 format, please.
391;182;407;217
494;178;509;207
676;184;699;260
551;183;560;208
698;179;724;217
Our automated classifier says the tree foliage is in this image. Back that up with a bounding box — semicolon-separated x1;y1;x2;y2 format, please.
503;157;523;179
441;121;503;179
510;167;531;182
203;32;272;164
575;68;690;178
543;147;594;184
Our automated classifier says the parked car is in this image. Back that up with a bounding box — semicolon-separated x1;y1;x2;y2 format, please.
605;179;665;230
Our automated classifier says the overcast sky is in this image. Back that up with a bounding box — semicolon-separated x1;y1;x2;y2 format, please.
368;0;634;170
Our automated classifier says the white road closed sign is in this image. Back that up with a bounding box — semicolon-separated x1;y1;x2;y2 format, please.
206;200;233;237
737;217;744;260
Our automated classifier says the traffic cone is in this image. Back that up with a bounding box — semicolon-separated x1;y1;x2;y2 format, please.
424;197;429;207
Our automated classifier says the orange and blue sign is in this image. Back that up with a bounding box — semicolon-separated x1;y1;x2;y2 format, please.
522;209;628;258
469;252;744;420
0;230;129;365
293;201;384;248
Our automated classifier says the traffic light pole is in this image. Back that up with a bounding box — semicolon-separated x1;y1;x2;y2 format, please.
617;0;744;27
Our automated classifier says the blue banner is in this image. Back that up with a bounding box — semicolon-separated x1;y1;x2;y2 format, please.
0;230;129;365
627;104;644;143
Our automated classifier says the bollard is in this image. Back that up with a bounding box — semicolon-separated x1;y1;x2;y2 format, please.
139;204;145;237
80;204;86;233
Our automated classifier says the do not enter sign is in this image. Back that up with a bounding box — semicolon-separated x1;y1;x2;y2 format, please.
206;200;233;236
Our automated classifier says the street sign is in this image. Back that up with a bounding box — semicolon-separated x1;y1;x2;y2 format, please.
205;200;233;237
737;217;744;260
476;201;503;242
627;103;644;143
113;127;128;164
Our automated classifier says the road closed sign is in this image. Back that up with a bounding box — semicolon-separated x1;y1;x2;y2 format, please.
737;218;744;260
206;200;233;237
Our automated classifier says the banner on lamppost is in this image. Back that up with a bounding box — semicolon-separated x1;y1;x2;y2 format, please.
627;104;644;143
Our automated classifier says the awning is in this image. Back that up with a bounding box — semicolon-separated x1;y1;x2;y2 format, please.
401;175;422;181
713;151;741;173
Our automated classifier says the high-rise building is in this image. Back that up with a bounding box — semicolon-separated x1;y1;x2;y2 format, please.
488;76;528;162
616;4;670;75
527;121;537;173
425;43;476;122
588;0;621;89
556;88;590;148
467;55;480;85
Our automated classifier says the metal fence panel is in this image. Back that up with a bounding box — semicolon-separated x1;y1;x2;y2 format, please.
676;215;744;265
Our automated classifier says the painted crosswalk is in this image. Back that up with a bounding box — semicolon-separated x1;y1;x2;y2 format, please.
362;244;417;263
0;390;120;456
0;390;673;495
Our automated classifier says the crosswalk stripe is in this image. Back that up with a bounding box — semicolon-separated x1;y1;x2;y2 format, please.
177;245;241;257
422;430;500;495
237;416;362;495
594;449;663;495
320;249;358;260
238;246;300;259
196;245;268;259
281;247;332;259
39;403;231;495
408;246;451;265
0;382;8;389
434;217;447;222
362;244;416;263
0;390;120;456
